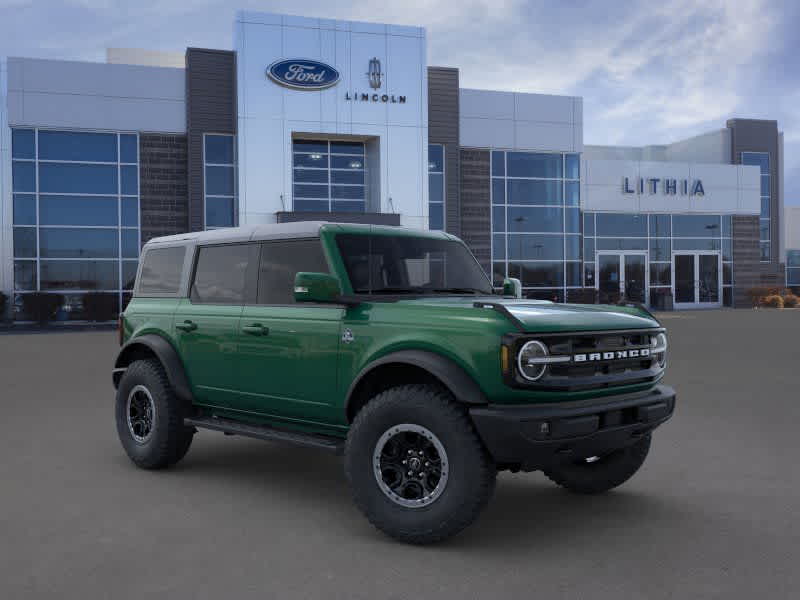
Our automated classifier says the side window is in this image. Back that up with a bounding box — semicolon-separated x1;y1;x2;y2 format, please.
190;244;252;304
137;246;186;295
257;240;329;304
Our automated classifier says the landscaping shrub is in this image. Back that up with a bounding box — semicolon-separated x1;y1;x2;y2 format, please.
762;295;784;309
82;292;119;322
21;293;65;324
747;287;790;307
782;294;799;308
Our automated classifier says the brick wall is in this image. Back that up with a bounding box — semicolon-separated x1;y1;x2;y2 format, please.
459;149;491;273
139;133;189;244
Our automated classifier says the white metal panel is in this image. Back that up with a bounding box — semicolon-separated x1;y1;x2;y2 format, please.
282;26;326;124
239;117;285;217
386;124;425;219
459;89;514;120
349;32;388;126
514;92;573;123
459;117;514;149
514;121;574;152
387;34;423;127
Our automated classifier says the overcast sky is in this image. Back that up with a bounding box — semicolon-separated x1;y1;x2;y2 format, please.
2;0;798;204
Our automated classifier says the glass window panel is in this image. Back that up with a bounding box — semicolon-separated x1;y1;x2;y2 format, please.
649;238;671;261
492;235;506;260
121;198;139;227
257;240;329;304
428;145;444;172
583;213;595;236
673;238;721;251
759;219;770;240
649;214;671;237
566;262;581;287
40;260;119;290
507;152;562;178
39;163;118;194
13;194;36;225
760;242;770;261
760;175;770;196
191;243;252;304
787;268;800;285
525;289;564;302
122;229;139;258
122;261;139;290
492;179;505;205
331;201;365;213
565;181;579;206
13;227;37;258
205;165;234;196
293;153;329;168
723;287;732;307
294;184;329;199
492;206;505;232
121;165;138;195
565;208;580;233
40;195;118;226
723;263;732;285
583;237;595;261
429;203;444;230
12;161;35;192
565;154;580;180
293;168;328;183
787;251;800;268
596;238;647;251
330;141;364;155
331;155;364;170
294;199;329;212
138;246;185;295
595;213;647;237
331;185;364;200
204;135;234;164
650;263;671;286
565;235;581;260
722;238;732;261
721;215;732;237
507;206;563;233
40;228;118;258
508;261;564;287
761;197;770;218
507;179;562;205
741;152;769;174
12;129;35;159
38;130;117;162
491;151;505;177
14;261;37;290
507;235;564;260
428;173;444;203
120;134;138;163
672;214;721;237
205;197;234;228
492;262;506;287
293;140;328;154
584;262;595;287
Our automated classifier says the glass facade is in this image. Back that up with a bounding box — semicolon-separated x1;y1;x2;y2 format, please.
428;144;444;230
491;150;580;300
292;140;366;212
788;250;800;288
204;134;237;229
742;152;770;261
11;128;140;319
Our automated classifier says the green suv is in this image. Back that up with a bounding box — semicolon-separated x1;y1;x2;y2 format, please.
113;222;675;544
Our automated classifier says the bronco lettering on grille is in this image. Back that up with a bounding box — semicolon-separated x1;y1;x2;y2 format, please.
573;348;650;362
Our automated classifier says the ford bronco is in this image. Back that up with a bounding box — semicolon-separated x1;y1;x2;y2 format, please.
113;222;675;544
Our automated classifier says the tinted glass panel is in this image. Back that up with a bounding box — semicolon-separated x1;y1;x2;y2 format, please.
741;152;769;174
39;163;118;194
293;153;328;168
492;262;506;287
565;235;581;260
506;206;563;233
595;213;647;237
507;179;562;205
14;261;37;290
787;268;800;285
596;238;647;250
723;263;732;285
294;168;328;184
565;154;579;179
330;141;364;155
507;235;564;260
491;151;505;177
565;208;580;233
565;181;579;206
508;262;564;287
121;198;139;226
293;140;328;153
12;129;35;159
492;235;506;260
759;220;770;240
428;173;444;204
257;240;329;304
566;262;581;287
721;215;732;237
331;201;365;212
206;197;234;227
428;145;444;172
584;262;595;286
121;165;138;195
722;238;732;261
673;238;721;251
673;214;721;237
583;213;595;236
331;185;364;200
40;195;118;226
294;184;329;199
583;238;595;261
138;246;186;295
12;161;35;192
649;214;671;237
122;261;138;290
507;153;562;178
492;179;505;205
332;170;365;185
120;134;138;163
331;155;364;170
205;135;234;164
760;175;770;196
14;228;37;258
761;197;770;218
191;244;251;304
40;260;119;290
205;166;235;195
787;251;800;268
294;199;329;212
492;206;505;232
429;203;444;230
40;228;118;258
649;238;671;261
650;263;671;286
122;229;139;258
38;131;117;162
760;242;770;261
13;194;36;225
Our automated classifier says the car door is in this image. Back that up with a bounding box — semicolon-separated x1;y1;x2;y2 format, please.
173;242;258;409
235;238;344;424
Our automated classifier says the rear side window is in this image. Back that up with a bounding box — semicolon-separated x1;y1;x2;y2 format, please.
191;244;252;304
257;240;329;304
137;246;186;295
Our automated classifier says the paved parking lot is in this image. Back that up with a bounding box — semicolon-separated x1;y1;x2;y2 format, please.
1;309;799;599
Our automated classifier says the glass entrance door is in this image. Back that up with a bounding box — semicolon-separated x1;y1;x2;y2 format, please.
596;253;648;304
673;252;721;308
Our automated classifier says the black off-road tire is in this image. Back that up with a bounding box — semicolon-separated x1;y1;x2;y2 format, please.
543;434;652;494
115;359;195;470
345;384;496;544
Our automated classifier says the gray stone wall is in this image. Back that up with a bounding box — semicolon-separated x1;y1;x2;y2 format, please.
459;149;491;274
139;134;189;244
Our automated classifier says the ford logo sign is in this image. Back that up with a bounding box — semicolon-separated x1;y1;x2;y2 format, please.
267;59;340;90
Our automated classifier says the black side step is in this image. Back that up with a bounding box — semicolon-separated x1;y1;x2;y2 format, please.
185;416;345;455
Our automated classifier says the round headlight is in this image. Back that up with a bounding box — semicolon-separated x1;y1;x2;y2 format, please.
517;340;549;381
651;332;667;368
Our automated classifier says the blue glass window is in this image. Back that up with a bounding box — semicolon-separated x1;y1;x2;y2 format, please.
122;261;139;290
741;152;769;174
330;141;364;155
120;135;138;163
649;239;671;261
508;262;564;287
491;151;505;177
673;238;721;251
39;228;118;259
205;197;235;228
206;166;235;196
721;215;732;237
565;208;580;233
596;213;647;237
507;206;563;233
565;235;581;260
428;173;444;203
294;199;329;212
565;154;580;180
492;235;506;260
760;175;770;197
507;180;562;205
294;153;328;168
492;179;505;205
121;165;138;195
122;229;140;258
332;170;365;185
583;213;594;237
40;195;118;226
492;207;505;232
39;163;118;194
507;235;564;260
40;261;119;291
332;201;366;213
332;185;364;200
722;238;732;261
12;162;36;192
205;135;235;164
428;145;444;172
13;194;36;225
121;198;139;226
12;129;35;159
428;203;444;230
331;156;364;170
566;262;581;287
787;250;800;268
294;169;328;184
673;215;721;237
38;131;117;162
14;228;37;258
596;238;648;251
565;181;579;206
583;238;595;261
293;140;327;154
649;214;671;237
507;152;563;179
14;261;37;290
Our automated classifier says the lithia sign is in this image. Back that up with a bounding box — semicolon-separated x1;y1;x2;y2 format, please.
267;57;406;103
623;176;705;196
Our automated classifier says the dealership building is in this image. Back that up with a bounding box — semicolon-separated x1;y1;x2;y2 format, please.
0;10;794;318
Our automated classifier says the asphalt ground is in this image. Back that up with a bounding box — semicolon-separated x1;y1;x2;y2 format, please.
1;309;798;599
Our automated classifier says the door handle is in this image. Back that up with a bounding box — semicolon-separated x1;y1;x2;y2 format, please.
242;323;269;336
175;320;197;332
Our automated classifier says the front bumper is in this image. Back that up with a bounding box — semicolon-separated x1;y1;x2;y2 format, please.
469;384;676;472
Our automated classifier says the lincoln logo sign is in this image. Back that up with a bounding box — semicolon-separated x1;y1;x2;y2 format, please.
266;59;340;90
623;176;705;196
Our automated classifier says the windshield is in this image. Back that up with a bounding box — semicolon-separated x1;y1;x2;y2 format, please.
335;233;493;295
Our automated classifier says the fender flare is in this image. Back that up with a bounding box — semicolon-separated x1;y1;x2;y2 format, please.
345;350;487;419
113;334;193;403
